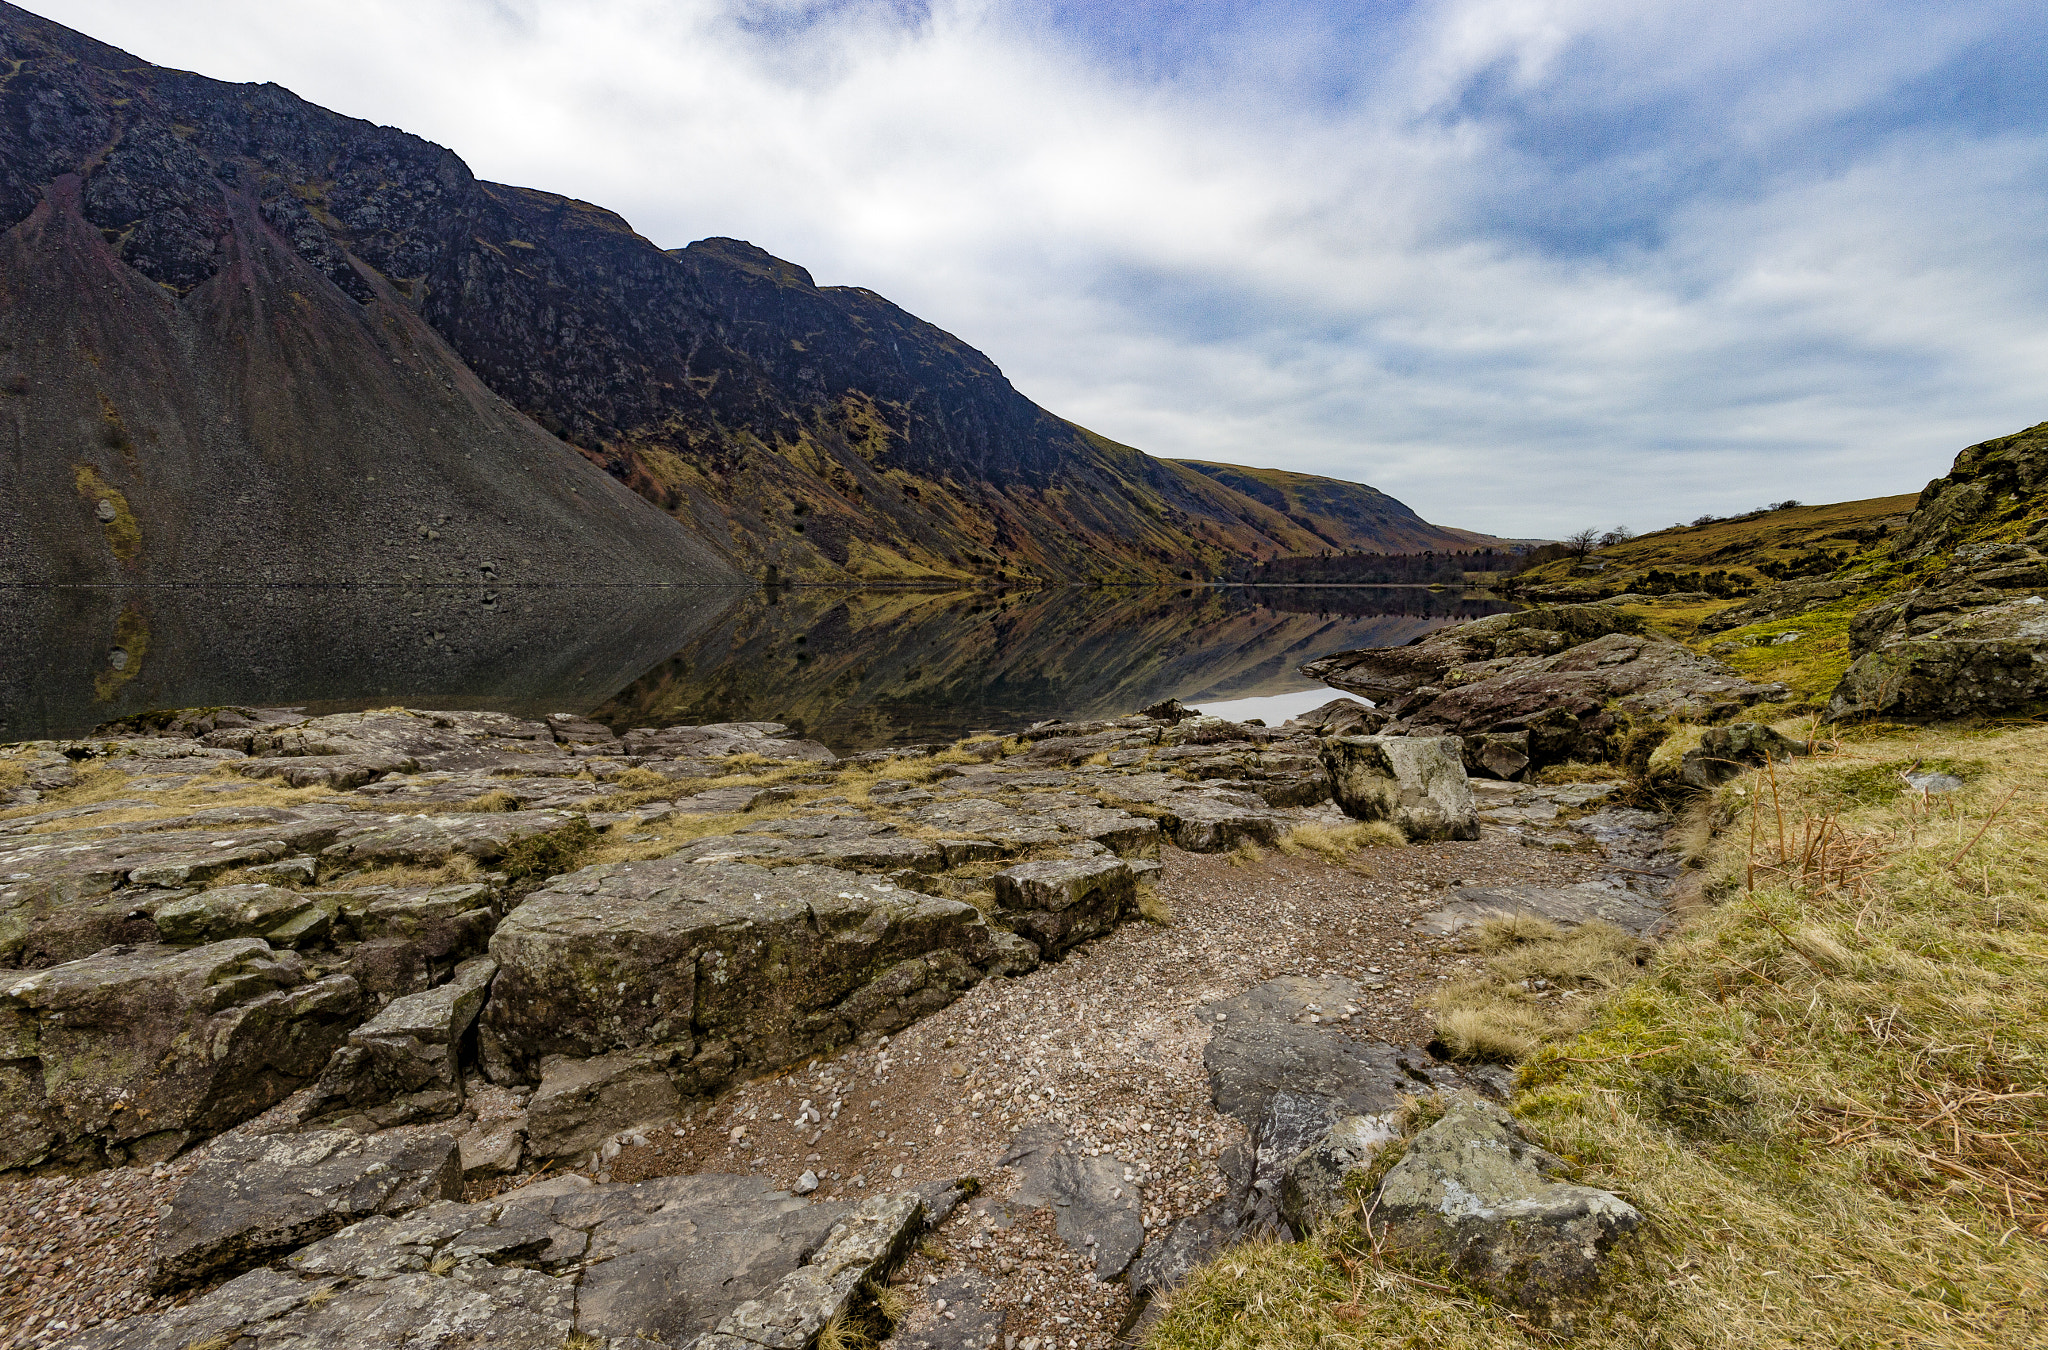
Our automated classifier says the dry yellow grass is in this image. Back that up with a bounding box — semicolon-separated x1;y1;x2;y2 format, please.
1279;820;1404;861
1151;721;2048;1349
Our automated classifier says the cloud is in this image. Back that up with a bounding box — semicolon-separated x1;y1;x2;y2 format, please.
30;0;2048;535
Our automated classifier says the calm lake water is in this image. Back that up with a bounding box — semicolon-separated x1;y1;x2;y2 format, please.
0;584;1515;748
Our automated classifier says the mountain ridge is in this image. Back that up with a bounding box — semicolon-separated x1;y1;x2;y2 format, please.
0;3;1500;583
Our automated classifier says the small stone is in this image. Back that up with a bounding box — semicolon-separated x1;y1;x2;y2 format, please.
793;1171;819;1195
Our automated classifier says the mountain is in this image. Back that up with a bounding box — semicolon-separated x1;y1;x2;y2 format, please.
0;4;1493;585
0;9;738;590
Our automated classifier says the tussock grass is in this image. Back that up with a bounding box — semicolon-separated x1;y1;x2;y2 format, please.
1533;760;1631;785
1424;917;1647;1063
1225;841;1266;868
1151;722;2048;1349
1279;820;1404;861
320;854;484;893
4;764;342;828
1138;884;1174;926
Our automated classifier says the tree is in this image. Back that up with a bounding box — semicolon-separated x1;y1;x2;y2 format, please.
1564;527;1602;559
1598;525;1636;548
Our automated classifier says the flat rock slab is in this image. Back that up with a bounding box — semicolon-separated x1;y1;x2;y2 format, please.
75;1173;924;1350
1419;884;1670;938
894;1270;1006;1350
148;1128;462;1292
676;816;946;872
353;773;621;810
323;810;581;868
0;939;364;1172
999;1122;1145;1278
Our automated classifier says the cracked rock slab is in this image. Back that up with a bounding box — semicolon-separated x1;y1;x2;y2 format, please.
998;1122;1144;1278
147;1128;462;1293
1419;883;1670;938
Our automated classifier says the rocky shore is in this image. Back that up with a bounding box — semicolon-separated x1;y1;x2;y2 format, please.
0;679;1708;1349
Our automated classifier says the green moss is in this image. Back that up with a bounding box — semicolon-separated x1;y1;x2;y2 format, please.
92;604;149;703
72;464;141;563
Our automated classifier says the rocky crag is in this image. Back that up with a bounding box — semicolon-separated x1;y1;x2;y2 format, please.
0;690;1683;1347
0;4;1495;589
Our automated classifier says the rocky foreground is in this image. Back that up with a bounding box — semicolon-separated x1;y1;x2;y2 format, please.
0;673;1737;1350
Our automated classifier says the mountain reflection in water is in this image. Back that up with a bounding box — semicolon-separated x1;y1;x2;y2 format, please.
0;583;1513;747
594;585;1514;750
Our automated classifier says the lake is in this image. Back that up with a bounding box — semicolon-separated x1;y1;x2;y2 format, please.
0;584;1516;747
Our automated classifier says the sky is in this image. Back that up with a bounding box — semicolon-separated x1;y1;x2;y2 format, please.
32;0;2048;538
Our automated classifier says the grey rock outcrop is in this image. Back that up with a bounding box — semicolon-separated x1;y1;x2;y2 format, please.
301;956;498;1128
989;855;1134;958
1303;607;1785;775
70;1172;928;1350
1677;722;1803;788
1279;1112;1399;1234
148;1128;462;1293
0;939;363;1172
1373;1096;1641;1314
479;859;1026;1087
998;1123;1146;1279
1827;596;2048;721
1318;735;1479;841
525;1051;684;1161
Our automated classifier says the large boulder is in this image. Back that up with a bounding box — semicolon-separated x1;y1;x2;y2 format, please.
1827;597;2048;721
478;859;1031;1086
989;856;1134;958
1318;736;1479;841
1301;605;1645;702
525;1050;684;1160
300;956;498;1127
0;939;364;1172
147;1128;462;1293
1374;1095;1641;1315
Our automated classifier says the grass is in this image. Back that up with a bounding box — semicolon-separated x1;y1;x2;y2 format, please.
1424;916;1648;1063
1149;720;2048;1349
1279;820;1405;862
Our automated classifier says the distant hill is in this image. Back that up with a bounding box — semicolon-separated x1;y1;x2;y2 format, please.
1174;461;1510;554
0;3;1497;585
1508;495;1920;603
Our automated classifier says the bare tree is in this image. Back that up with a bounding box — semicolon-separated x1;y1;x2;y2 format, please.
1564;527;1602;559
1598;525;1636;547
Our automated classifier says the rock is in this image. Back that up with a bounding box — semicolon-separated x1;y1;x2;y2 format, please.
1303;609;1786;770
1155;793;1296;852
988;856;1134;958
1418;884;1668;938
480;859;1023;1086
1826;597;2048;722
1041;805;1160;856
1281;698;1387;737
321;810;582;869
1678;722;1803;788
1126;1197;1248;1300
713;1192;925;1349
149;883;321;946
675;815;946;872
339;883;498;997
1318;735;1479;841
1279;1113;1399;1235
1202;976;1474;1237
525;1050;684;1160
147;1128;462;1293
1463;731;1533;781
0;939;364;1172
301;956;498;1127
86;1171;906;1350
623;722;838;763
1373;1095;1641;1315
794;1169;819;1195
999;1123;1145;1278
458;1116;527;1178
893;1269;1006;1350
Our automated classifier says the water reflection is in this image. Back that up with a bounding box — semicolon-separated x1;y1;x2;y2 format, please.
0;583;1513;747
594;585;1513;750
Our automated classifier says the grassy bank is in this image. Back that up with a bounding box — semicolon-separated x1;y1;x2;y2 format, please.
1149;721;2048;1348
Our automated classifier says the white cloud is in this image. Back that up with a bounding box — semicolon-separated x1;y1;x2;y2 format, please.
31;0;2048;535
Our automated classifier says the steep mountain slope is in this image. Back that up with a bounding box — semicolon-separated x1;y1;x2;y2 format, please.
0;10;738;591
0;4;1488;583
